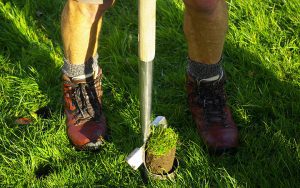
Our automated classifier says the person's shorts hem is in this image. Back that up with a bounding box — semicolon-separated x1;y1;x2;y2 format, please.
76;0;104;4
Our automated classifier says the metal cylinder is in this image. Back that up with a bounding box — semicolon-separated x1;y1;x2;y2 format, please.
139;60;153;143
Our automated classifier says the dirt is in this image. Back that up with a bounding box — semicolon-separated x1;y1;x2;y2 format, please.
145;147;176;175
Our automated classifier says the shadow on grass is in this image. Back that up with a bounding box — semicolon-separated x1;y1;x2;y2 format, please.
0;1;63;111
208;43;300;187
151;0;300;187
1;0;299;186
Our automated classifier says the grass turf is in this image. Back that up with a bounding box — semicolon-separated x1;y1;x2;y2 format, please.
146;127;178;156
0;0;299;187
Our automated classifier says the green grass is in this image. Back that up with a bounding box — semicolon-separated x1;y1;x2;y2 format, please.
0;0;299;187
146;126;178;156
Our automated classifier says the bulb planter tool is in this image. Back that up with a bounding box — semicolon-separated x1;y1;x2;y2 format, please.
126;117;179;180
144;117;179;180
126;117;167;171
126;0;178;180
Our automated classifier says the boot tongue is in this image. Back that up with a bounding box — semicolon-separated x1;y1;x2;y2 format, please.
201;74;220;82
71;67;99;84
200;70;223;83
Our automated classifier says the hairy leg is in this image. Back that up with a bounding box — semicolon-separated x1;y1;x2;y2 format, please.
61;0;113;65
183;0;228;64
61;0;114;151
184;0;238;153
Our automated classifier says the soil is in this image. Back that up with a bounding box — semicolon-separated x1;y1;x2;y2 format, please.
145;147;176;175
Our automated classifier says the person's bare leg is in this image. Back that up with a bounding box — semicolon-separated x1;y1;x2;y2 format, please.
184;0;238;153
61;0;106;65
184;0;228;64
61;0;114;150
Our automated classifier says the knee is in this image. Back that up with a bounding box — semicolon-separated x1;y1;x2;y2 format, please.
80;4;101;22
184;0;220;14
67;0;114;23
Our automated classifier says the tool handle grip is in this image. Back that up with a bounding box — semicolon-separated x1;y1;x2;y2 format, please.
139;0;156;62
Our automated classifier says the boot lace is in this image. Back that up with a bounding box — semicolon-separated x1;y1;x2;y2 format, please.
71;79;101;122
197;79;228;126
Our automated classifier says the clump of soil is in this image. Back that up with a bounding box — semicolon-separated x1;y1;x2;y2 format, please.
145;126;178;175
146;147;176;174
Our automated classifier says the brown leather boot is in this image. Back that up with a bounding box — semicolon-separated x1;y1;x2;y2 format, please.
186;73;238;154
63;67;107;150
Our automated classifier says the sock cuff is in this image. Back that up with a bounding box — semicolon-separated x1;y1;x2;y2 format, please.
187;57;223;81
62;54;99;78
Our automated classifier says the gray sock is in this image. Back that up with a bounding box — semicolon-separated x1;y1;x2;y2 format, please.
187;57;223;81
62;54;99;78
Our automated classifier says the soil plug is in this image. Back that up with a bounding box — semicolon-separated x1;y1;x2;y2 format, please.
145;126;178;175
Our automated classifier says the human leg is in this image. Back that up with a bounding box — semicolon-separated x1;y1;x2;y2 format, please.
61;0;113;150
183;0;238;153
61;0;114;65
183;0;227;64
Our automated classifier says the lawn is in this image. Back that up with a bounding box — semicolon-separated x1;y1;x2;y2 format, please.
0;0;299;187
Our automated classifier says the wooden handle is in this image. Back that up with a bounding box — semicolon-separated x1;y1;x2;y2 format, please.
139;0;156;62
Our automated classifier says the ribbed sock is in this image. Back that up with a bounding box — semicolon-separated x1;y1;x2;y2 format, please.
62;54;99;78
187;57;223;81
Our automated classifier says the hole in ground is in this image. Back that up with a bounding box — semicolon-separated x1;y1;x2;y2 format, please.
35;163;55;179
36;106;52;119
